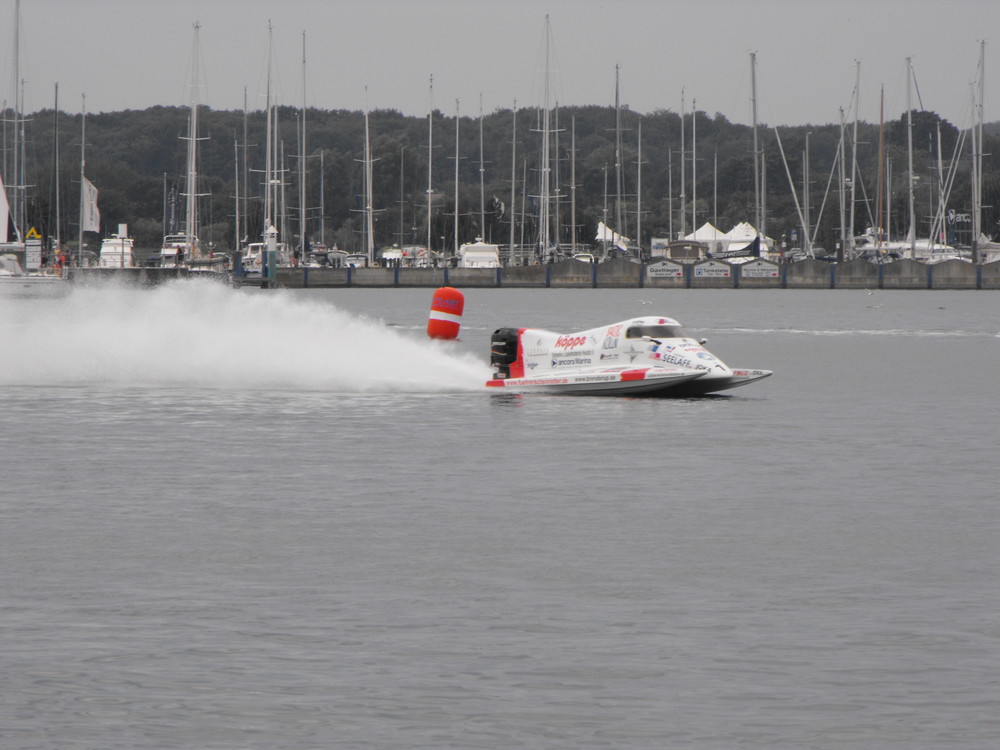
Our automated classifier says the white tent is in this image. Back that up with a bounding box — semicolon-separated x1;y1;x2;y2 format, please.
595;221;631;252
684;222;727;254
684;221;725;242
723;222;773;255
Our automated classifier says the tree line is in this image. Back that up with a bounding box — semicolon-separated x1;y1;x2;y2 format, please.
8;103;999;255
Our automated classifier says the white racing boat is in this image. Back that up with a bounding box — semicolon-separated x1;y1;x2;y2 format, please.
486;316;772;396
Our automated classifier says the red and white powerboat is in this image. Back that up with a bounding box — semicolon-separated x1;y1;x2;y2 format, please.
486;316;772;396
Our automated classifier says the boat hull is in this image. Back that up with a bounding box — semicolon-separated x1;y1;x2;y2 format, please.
664;369;773;396
486;366;705;396
0;276;68;299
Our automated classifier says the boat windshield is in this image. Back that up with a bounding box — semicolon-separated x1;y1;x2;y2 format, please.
626;324;686;339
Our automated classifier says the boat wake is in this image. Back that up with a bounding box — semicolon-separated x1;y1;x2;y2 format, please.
0;280;490;392
721;326;995;338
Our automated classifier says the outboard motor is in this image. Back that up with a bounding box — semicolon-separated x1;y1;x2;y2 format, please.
490;328;520;378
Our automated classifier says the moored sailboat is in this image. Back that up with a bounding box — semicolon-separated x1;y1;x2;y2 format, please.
160;23;204;269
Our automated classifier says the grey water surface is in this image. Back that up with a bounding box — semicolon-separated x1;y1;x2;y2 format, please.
2;286;998;749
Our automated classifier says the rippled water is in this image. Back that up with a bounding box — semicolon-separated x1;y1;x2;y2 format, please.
2;283;998;748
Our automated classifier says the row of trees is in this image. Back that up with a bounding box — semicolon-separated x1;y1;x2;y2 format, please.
7;102;999;255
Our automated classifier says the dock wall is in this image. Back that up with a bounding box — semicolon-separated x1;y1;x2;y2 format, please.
68;267;197;285
273;258;1000;290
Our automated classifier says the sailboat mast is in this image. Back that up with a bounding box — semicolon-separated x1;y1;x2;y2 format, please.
365;106;374;265
935;122;944;248
691;97;696;235
233;137;240;253
668;145;673;240
803;132;810;255
906;57;915;258
679;88;686;238
848;61;860;257
426;75;433;255
554;104;561;250
636;118;642;256
319;150;325;246
397;146;404;247
520;156;527;252
279;140;287;244
12;0;22;241
614;65;623;244
299;31;307;260
241;87;249;247
509;100;517;263
877;85;885;248
453;99;460;257
479;94;485;239
751;53;760;233
77;94;86;266
973;40;985;263
54;83;61;251
838;107;847;260
184;22;201;259
540;16;552;256
713;150;718;229
601;164;608;258
264;23;273;235
571;116;577;255
886;158;892;250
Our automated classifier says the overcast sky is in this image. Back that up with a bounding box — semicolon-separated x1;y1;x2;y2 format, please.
4;0;994;128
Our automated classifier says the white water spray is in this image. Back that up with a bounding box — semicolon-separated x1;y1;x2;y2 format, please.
0;281;490;391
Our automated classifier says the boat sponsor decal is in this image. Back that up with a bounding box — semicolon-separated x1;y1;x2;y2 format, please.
599;352;619;361
555;335;588;349
696;352;716;361
510;377;570;386
624;344;644;362
570;374;621;384
657;353;690;367
605;324;623;338
552;356;593;368
653;352;713;371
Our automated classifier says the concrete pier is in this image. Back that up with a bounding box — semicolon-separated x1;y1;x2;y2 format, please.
68;267;201;285
258;258;1000;290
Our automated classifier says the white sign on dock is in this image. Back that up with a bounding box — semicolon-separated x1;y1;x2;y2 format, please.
693;260;731;278
646;260;684;278
739;260;780;278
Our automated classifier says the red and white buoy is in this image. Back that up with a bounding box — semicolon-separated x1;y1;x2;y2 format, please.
426;286;465;340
